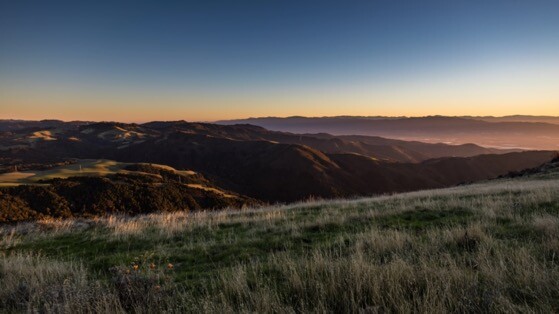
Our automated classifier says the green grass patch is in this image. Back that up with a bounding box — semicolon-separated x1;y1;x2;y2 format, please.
375;207;474;230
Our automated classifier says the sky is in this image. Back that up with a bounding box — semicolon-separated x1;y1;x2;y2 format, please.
1;0;558;122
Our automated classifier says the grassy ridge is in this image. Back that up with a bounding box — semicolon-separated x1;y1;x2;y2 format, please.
1;172;559;313
0;161;254;222
0;160;131;185
0;159;201;186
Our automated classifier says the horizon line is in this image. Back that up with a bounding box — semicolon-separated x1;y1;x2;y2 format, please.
2;114;559;125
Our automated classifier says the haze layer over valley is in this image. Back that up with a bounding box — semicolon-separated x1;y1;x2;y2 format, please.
219;116;559;150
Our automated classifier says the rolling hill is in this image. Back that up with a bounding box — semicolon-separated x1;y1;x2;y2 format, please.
2;119;506;163
112;130;556;201
1;120;557;205
0;161;257;222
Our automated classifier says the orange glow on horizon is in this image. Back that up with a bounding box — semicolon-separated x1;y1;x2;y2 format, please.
2;65;558;122
2;89;558;122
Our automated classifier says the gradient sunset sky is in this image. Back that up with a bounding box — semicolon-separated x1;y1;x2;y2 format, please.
1;0;558;122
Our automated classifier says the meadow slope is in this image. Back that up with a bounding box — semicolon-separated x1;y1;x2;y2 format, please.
1;165;559;313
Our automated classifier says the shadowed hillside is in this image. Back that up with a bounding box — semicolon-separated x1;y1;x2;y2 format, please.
113;131;557;201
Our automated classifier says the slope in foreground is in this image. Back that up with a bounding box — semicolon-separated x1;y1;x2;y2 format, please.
1;161;559;312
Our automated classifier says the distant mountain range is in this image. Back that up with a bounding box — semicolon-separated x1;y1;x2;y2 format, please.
0;119;90;132
464;115;559;124
1;119;557;209
217;116;559;150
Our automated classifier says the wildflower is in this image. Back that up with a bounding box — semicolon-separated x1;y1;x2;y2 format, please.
149;263;156;270
154;285;161;291
167;263;174;270
133;264;139;271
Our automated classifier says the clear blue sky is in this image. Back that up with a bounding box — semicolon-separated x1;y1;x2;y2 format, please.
1;0;558;121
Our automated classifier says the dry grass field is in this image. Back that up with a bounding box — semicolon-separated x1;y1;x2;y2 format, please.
1;167;559;313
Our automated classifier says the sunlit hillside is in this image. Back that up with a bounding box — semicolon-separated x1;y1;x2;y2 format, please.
2;162;558;313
